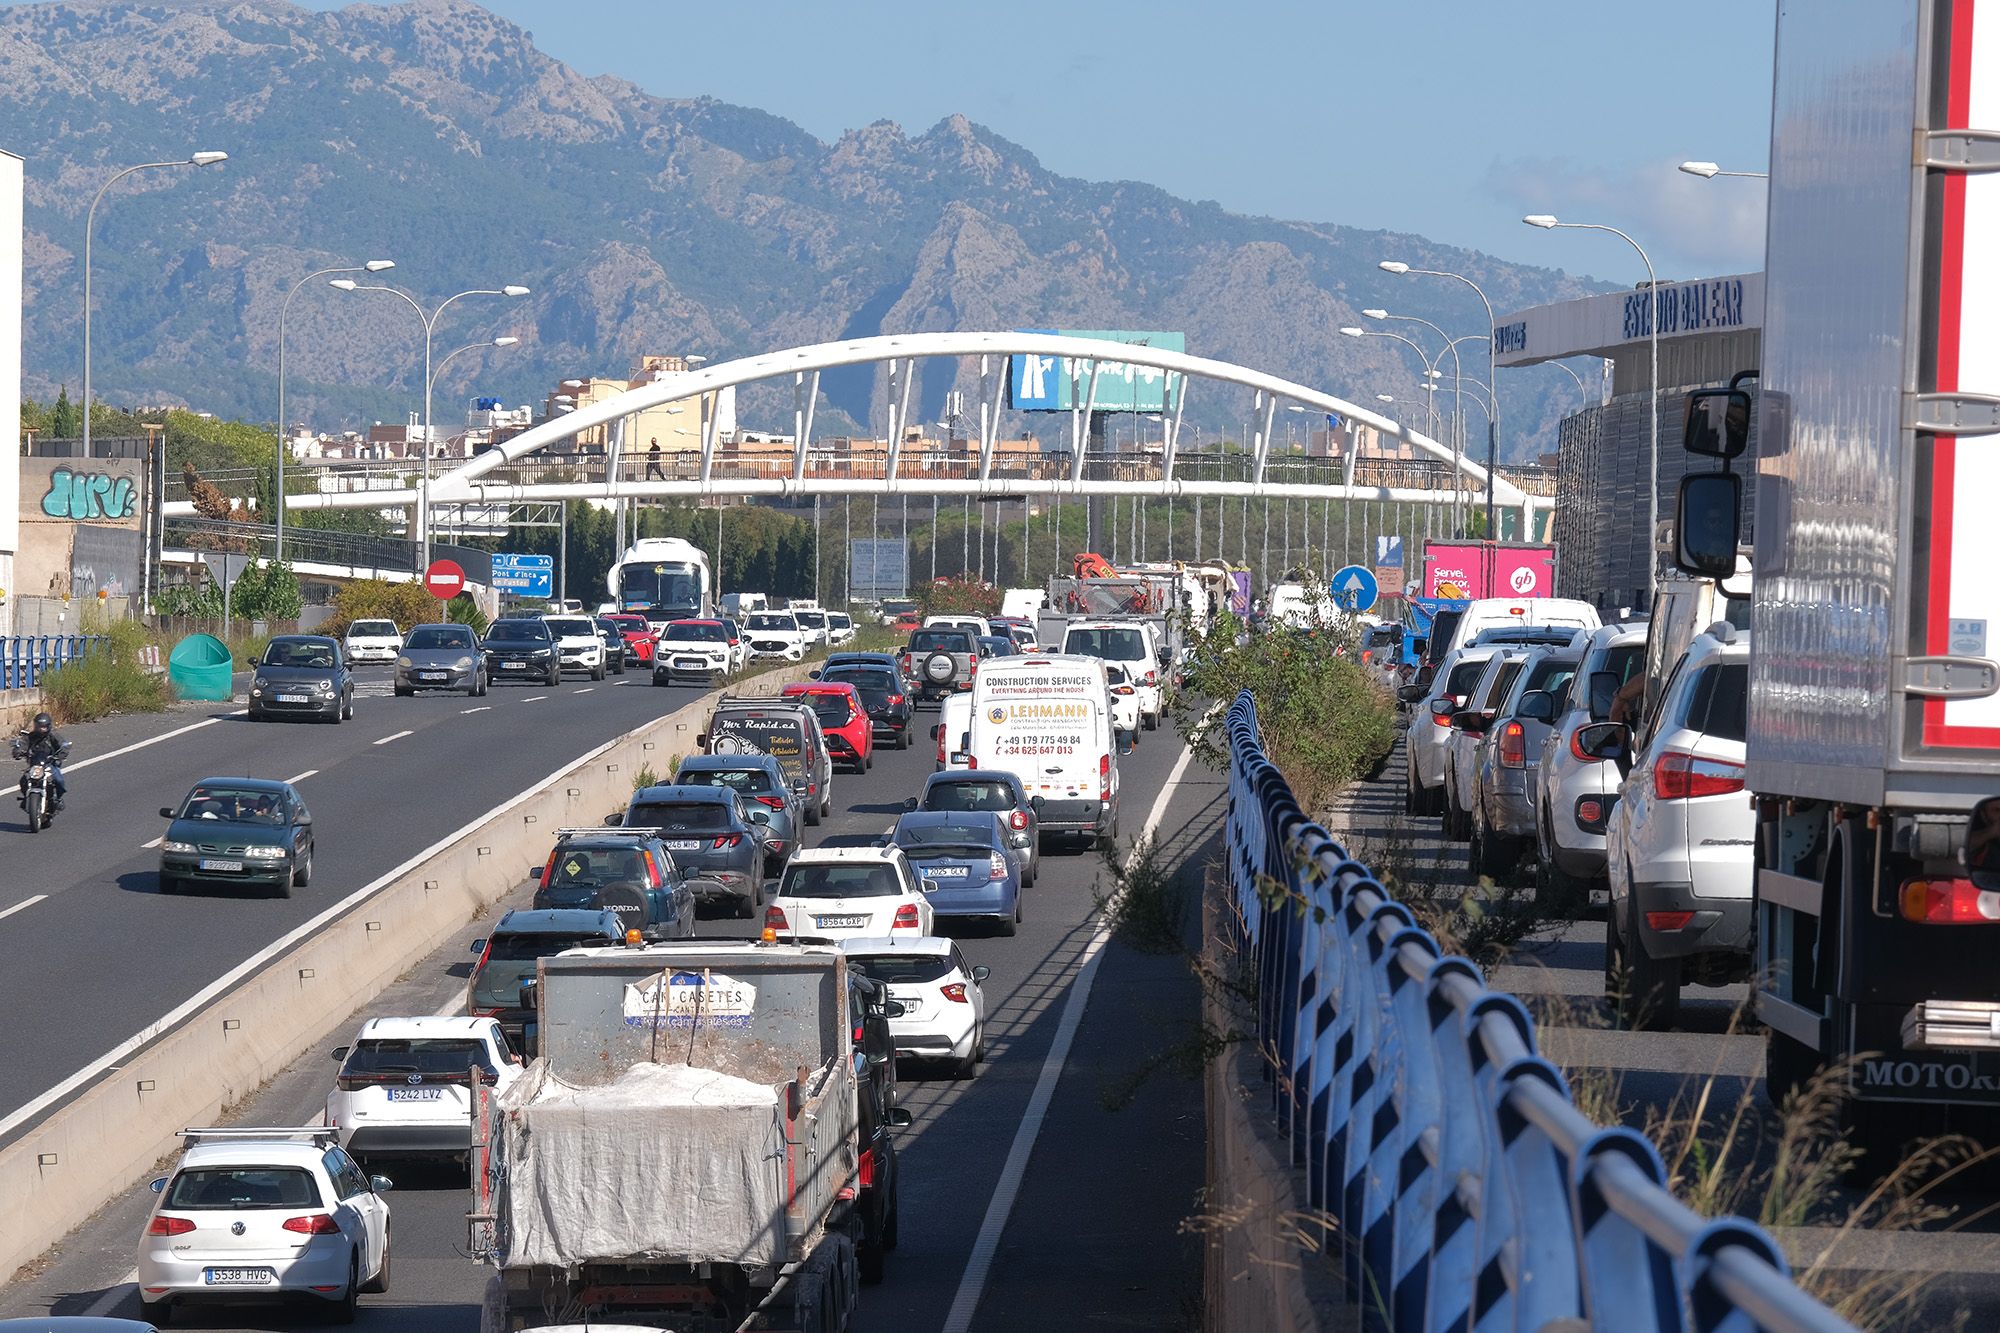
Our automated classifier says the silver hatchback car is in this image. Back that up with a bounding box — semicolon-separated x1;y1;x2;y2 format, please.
1532;625;1646;908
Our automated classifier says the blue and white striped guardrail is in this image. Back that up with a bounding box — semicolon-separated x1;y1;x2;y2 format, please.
0;635;107;690
1221;689;1851;1332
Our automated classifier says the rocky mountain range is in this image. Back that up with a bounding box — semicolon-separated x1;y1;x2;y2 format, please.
0;0;1603;457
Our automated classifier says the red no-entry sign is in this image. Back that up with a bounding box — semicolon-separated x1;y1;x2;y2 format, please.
424;559;466;601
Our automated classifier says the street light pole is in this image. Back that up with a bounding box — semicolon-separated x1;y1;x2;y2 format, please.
1525;214;1660;603
82;150;228;459
1380;259;1503;534
278;259;394;559
1364;308;1466;528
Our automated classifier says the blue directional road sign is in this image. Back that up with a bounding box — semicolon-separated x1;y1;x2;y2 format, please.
491;552;554;599
1330;564;1379;614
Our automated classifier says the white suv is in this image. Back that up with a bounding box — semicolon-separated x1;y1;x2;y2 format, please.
342;619;402;665
653;618;734;685
842;936;989;1078
541;614;606;679
1603;625;1752;1029
744;611;809;662
1063;620;1164;729
765;845;934;942
323;1016;520;1167
137;1126;392;1324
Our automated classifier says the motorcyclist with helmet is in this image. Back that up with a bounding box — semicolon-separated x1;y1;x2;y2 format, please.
12;712;70;810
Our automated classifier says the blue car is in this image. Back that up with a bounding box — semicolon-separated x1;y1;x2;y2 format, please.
890;810;1022;936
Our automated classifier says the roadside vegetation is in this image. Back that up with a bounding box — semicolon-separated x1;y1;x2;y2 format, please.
38;613;170;724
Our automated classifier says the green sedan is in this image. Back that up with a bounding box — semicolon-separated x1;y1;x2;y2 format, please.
158;777;315;897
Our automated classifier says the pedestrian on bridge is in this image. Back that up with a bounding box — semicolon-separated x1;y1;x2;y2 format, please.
645;437;666;481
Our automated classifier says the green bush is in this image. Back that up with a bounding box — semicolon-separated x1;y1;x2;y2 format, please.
227;559;304;623
39;616;171;724
155;578;224;619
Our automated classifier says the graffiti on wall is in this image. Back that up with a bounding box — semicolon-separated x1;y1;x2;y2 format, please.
40;467;139;522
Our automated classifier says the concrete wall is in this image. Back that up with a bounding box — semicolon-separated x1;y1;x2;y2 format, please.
0;667;794;1285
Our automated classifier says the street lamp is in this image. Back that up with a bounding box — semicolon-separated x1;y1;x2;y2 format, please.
332;280;531;569
1525;213;1660;601
81;150;229;458
1341;325;1446;440
276;259;394;559
1379;257;1504;532
1678;160;1768;180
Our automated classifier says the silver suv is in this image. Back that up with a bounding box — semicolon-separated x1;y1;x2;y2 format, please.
1467;644;1583;878
901;627;980;704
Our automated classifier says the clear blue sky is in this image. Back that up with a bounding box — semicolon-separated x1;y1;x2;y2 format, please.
321;0;1777;285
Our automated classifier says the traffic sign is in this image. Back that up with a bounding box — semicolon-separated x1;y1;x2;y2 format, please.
424;559;467;601
1330;564;1378;614
491;552;554;599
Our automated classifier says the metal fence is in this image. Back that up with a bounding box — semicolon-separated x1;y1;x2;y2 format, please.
1221;689;1850;1333
161;518;493;587
0;635;107;690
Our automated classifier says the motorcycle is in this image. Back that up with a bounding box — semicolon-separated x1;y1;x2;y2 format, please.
11;741;61;832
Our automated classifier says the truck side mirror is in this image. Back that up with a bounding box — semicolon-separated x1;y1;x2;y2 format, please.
1588;671;1621;722
1428;697;1458;719
1675;472;1742;580
1683;387;1751;460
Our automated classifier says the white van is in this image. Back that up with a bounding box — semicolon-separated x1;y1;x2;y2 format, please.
933;691;974;771
1439;597;1602;660
1002;588;1049;621
1063;620;1165;730
720;592;769;619
967;654;1120;849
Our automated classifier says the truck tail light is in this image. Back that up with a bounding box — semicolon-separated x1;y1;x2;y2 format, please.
1654;751;1744;800
1498;721;1527;769
989;852;1009;880
765;905;789;932
147;1215;196;1236
1099;754;1111;800
941;983;969;1003
281;1213;342;1235
893;904;921;930
1899;878;2000;924
1009;810;1028;830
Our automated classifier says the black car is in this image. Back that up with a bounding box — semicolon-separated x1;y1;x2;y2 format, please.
818;663;913;750
593;616;630;675
158;777;315;897
248;635;354;723
532;830;695;941
619;784;774;918
482;617;560;685
849;971;912;1284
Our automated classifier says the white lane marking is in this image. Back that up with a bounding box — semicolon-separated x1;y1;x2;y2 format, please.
0;894;47;923
284;769;318;784
371;730;414;747
65;717;219;773
940;737;1203;1333
520;694;548;703
0;726;652;1143
82;1268;138;1317
461;706;491;715
576;687;596;694
613;679;631;685
140;836;162;849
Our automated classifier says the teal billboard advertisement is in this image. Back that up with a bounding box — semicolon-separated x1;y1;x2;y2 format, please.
1008;330;1186;412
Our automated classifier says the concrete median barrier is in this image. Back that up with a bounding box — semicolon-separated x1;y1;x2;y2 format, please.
0;668;796;1285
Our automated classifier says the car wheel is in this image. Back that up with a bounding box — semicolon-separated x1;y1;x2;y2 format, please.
1616;884;1682;1031
293;842;313;888
394;683;413;697
953;1038;978;1080
652;672;667;687
973;1022;986;1065
330;1251;359;1323
591;662;605;681
1404;750;1421;815
361;1226;390;1294
805;802;821;827
546;667;560;686
1142;710;1157;731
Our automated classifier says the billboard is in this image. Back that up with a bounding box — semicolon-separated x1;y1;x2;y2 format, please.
1422;541;1557;600
849;538;908;599
1008;330;1186;412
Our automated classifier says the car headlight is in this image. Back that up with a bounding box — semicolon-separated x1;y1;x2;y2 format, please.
161;839;199;854
252;675;268;691
532;648;552;658
244;845;287;860
455;656;474;669
315;679;336;694
396;656;412;669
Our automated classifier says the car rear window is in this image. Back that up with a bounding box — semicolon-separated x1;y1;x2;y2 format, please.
677;766;775;795
823;668;896;693
924;781;1016;813
165;1167;322;1210
847;954;956;985
1065;627;1148;660
342;1037;494;1079
898;820;996;849
791;692;854;725
780;863;904;898
1443;658;1489;696
627;801;731;832
487;931;605;961
910;630;972;653
548;846;648;885
1686;662;1749;743
1518;658;1578;702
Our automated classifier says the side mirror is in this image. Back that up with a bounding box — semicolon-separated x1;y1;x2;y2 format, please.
330;1045;350;1062
972;965;991;982
1967;795;2000;883
370;1174;395;1194
1588;670;1622;722
808;669;821;679
1675;472;1743;580
469;938;487;955
1029;795;1045;813
882;1000;906;1018
150;1177;168;1194
747;809;771;825
1516;690;1556;723
295;812;313;828
1683;387;1751;460
885;1106;915;1128
159;806;176;819
1396;683;1427;703
1575;721;1630;762
605;813;624;827
1428;696;1458;719
695;733;708;748
1449;711;1491;734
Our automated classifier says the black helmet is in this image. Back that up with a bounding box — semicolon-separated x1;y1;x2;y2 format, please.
30;712;51;734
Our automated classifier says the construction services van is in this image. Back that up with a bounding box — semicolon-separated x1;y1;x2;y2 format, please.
967;654;1119;851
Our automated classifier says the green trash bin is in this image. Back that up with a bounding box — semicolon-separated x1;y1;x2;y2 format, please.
168;633;235;702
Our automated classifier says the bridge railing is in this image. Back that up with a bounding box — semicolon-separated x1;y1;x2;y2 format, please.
1221;688;1850;1333
0;635;108;690
161;518;493;587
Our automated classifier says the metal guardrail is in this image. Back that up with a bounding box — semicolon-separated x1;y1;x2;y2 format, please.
0;635;106;690
1221;689;1851;1333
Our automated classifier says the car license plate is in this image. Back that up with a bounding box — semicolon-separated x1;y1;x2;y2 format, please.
924;866;970;878
418;671;445;681
204;1267;275;1286
675;657;707;669
387;1086;444;1101
499;661;525;670
666;839;700;851
277;693;308;703
199;858;244;872
815;915;866;929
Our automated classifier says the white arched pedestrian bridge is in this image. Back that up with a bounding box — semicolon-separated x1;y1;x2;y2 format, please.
285;330;1534;527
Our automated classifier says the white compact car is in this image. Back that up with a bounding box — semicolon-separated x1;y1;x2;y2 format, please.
137;1126;392;1324
826;611;857;646
541;614;607;680
341;619;402;665
1406;645;1504;817
1534;624;1648;905
744;611;809;662
1064;620;1164;729
791;608;832;647
652;618;735;685
842;936;989;1078
1105;663;1143;741
765;846;934;942
323;1016;520;1166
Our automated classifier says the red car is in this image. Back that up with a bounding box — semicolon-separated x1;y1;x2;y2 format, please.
604;613;656;664
781;681;874;773
892;611;922;634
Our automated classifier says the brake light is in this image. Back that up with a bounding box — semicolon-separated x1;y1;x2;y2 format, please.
893;903;921;930
888;694;906;705
765;905;789;932
538;850;559;888
1899;878;2000;924
755;795;786;810
967;754;978;768
1498;721;1527;769
281;1213;342;1235
1646;911;1696;932
147;1215;195;1236
1142;670;1157;687
940;983;969;1003
989;852;1009;881
712;833;743;849
642;849;663;888
1009;810;1028;830
1653;750;1745;800
1100;753;1111;800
